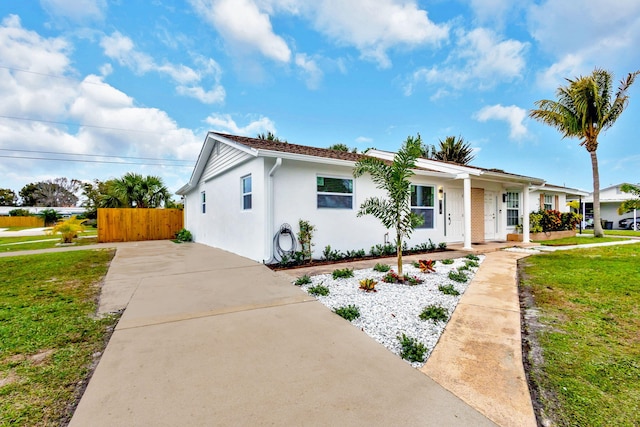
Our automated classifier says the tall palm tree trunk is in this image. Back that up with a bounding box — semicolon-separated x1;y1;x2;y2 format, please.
590;150;604;237
396;229;403;276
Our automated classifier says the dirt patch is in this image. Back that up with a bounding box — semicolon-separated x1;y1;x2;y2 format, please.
518;258;556;427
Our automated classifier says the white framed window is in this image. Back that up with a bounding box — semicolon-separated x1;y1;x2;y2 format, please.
201;191;206;214
317;176;353;209
242;175;252;210
410;185;435;229
506;192;519;226
543;194;553;210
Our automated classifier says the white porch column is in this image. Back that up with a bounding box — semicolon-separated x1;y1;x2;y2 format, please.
522;184;530;243
463;175;472;250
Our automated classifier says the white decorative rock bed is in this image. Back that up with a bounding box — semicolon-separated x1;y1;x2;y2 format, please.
295;255;485;368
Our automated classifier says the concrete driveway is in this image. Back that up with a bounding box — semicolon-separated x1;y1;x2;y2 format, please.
70;241;495;426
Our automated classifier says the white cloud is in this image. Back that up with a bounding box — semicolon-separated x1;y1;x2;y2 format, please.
0;18;202;193
204;113;276;136
404;27;527;95
189;0;291;63
295;53;323;89
528;0;640;87
40;0;107;22
465;0;519;27
303;0;449;68
100;31;225;104
474;104;528;140
355;136;372;143
190;0;448;69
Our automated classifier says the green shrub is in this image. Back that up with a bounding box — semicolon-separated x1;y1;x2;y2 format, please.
48;216;86;243
465;253;480;261
373;263;391;272
438;242;447;250
438;284;460;296
449;270;468;283
441;258;454;265
38;208;61;226
297;219;315;262
398;334;427;363
419;305;449;322
345;249;366;258
465;260;479;268
8;208;31;216
308;285;329;296
323;245;344;261
294;275;312;286
332;268;354;279
175;228;192;242
334;305;360;321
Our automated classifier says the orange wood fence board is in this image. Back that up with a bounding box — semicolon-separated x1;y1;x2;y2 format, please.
97;208;183;243
0;216;45;227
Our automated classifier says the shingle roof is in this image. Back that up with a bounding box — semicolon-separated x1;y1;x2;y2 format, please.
213;133;365;163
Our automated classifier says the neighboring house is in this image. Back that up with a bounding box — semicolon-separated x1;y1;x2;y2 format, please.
583;183;639;229
177;132;549;263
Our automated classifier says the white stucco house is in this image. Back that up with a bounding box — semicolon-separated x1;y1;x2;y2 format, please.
582;183;639;229
177;132;570;263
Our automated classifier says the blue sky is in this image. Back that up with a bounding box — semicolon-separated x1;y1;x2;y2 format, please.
1;0;639;199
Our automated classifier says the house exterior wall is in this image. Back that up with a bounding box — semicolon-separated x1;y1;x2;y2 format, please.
471;188;485;242
269;159;449;260
528;191;568;212
184;156;267;262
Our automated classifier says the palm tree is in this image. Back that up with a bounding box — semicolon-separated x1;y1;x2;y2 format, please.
424;136;475;164
353;135;424;275
618;183;640;217
529;68;639;237
101;173;171;208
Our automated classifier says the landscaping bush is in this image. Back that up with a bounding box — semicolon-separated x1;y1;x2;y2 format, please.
373;263;391;272
359;278;377;292
8;208;31;216
48;216;86;243
449;270;468;283
174;228;192;242
419;305;449;322
332;267;354;279
438;284;460;296
398;334;427;363
334;305;360;321
294;275;312;286
308;285;329;296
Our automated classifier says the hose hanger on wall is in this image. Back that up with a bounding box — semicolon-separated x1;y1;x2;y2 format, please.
273;223;297;262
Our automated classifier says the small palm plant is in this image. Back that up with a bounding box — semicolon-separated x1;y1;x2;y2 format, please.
49;216;87;243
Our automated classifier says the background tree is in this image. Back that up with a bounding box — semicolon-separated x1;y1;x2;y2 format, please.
424;135;475;164
617;183;640;216
327;143;357;153
19;183;39;206
353;135;424;275
529;68;639;237
0;188;17;206
257;131;287;143
81;180;111;219
101;173;171;208
19;178;80;207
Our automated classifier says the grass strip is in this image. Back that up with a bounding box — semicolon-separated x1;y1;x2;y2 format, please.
536;236;628;246
0;249;118;426
520;244;640;426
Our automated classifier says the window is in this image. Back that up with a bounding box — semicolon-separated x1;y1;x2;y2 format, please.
317;176;353;209
410;185;435;228
506;192;519;226
201;191;206;214
242;175;252;210
543;194;553;210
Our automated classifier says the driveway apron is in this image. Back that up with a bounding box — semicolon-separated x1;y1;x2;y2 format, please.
70;241;495;426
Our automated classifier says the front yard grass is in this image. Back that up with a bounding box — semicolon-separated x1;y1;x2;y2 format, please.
536;236;628;246
0;231;98;253
520;244;640;426
0;250;119;426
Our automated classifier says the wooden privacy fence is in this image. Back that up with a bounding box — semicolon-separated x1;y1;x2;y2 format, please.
0;216;44;227
98;208;183;243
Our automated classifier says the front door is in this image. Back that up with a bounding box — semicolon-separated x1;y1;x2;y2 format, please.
445;188;464;241
484;191;497;240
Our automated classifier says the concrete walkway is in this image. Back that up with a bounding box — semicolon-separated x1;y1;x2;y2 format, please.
69;241;496;426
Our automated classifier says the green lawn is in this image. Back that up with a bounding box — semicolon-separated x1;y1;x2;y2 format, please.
0;250;119;426
536;236;628;246
520;244;640;426
580;229;640;237
0;230;98;253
